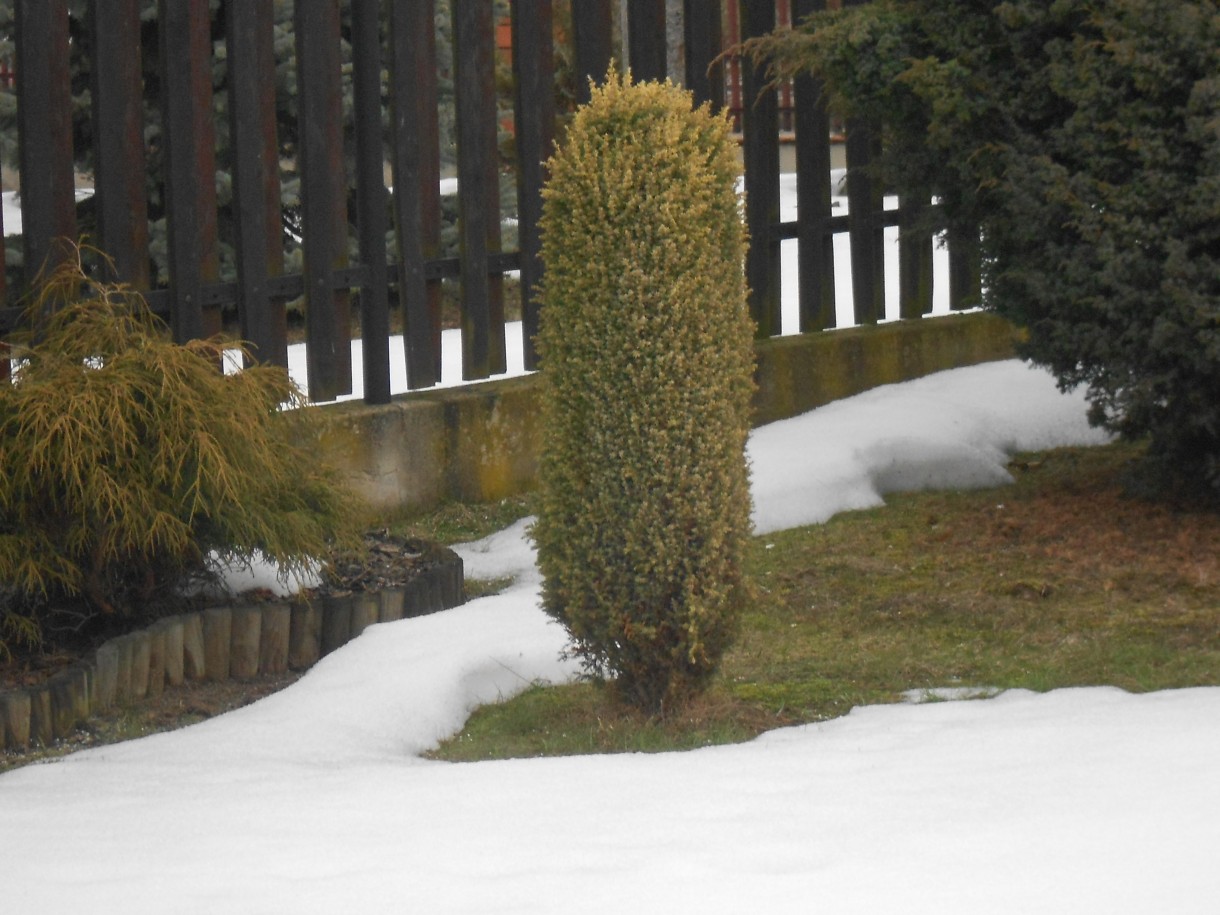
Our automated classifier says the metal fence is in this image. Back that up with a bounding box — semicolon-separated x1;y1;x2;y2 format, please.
0;0;978;405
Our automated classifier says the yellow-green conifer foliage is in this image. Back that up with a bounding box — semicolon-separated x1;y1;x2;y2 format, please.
0;252;353;650
533;71;755;713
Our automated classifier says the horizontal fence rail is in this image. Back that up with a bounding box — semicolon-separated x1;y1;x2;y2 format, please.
0;0;980;404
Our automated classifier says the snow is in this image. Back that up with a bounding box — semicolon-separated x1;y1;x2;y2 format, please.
4;358;1218;913
4;178;1217;914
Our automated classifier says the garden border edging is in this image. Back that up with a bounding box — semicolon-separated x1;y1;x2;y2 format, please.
0;547;464;754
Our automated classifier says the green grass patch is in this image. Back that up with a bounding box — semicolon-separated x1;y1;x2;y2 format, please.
431;441;1220;762
387;494;534;548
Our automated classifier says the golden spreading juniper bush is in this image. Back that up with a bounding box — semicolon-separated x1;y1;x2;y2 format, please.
0;249;354;654
533;71;756;713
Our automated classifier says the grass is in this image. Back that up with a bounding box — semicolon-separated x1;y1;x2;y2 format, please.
428;441;1220;762
8;441;1215;772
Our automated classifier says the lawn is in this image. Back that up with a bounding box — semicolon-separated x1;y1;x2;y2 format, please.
427;441;1220;760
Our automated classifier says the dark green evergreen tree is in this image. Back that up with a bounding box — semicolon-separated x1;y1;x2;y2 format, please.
751;1;1220;499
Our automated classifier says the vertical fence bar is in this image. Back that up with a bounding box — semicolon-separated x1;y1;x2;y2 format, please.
389;0;443;390
842;0;882;326
948;225;983;311
512;0;555;371
739;0;780;338
452;0;504;380
351;0;391;405
792;0;835;332
15;0;76;285
572;0;613;104
159;0;221;343
295;0;352;401
627;0;667;83
844;121;883;325
92;0;149;291
683;0;724;111
225;0;287;367
898;195;933;319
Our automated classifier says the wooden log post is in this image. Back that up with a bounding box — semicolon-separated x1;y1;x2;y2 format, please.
27;686;52;747
129;631;152;702
442;559;465;609
156;616;186;687
320;594;353;657
93;641;120;713
260;604;291;675
379;587;406;623
48;667;90;739
203;607;233;682
182;613;207;681
1;690;32;752
289;601;323;670
350;594;381;640
114;634;135;705
146;626;166;700
230;605;263;680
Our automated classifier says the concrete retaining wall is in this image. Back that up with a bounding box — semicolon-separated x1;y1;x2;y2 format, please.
316;312;1022;514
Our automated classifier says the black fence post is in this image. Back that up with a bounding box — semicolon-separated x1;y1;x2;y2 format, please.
294;0;352;401
792;0;836;332
572;0;613;103
92;0;150;292
739;0;781;338
627;0;667;83
15;0;76;286
512;1;556;372
684;0;724;111
452;0;505;381
389;0;443;390
351;0;392;405
898;195;934;319
158;0;221;343
225;0;287;367
844;121;884;326
948;225;983;311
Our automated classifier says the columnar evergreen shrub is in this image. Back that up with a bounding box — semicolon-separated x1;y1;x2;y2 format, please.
533;71;755;713
0;251;353;650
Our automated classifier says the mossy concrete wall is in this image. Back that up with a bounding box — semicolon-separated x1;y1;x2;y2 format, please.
312;312;1021;515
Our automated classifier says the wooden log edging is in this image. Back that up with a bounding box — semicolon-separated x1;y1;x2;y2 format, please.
0;547;465;754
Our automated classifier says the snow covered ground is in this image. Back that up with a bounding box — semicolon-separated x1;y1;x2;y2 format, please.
3;358;1218;914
